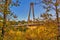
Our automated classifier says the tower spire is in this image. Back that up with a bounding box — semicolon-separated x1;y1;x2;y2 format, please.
28;2;35;23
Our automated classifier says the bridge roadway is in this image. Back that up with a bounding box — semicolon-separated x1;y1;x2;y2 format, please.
11;23;43;27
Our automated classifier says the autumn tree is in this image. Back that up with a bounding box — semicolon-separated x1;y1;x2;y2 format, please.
41;13;52;21
0;0;20;39
40;0;60;40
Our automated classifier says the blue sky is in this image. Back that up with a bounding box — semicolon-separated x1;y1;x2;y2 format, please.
10;0;55;21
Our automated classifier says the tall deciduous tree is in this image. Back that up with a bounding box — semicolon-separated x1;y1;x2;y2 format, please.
41;0;60;39
0;0;20;39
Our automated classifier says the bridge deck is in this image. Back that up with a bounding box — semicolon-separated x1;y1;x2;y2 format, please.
11;23;43;27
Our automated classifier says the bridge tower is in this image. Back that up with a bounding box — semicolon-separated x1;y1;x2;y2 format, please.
28;2;35;24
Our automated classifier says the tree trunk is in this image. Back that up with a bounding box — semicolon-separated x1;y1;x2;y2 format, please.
56;0;60;40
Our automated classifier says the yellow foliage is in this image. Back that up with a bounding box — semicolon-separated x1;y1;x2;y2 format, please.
3;23;58;40
0;22;3;27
